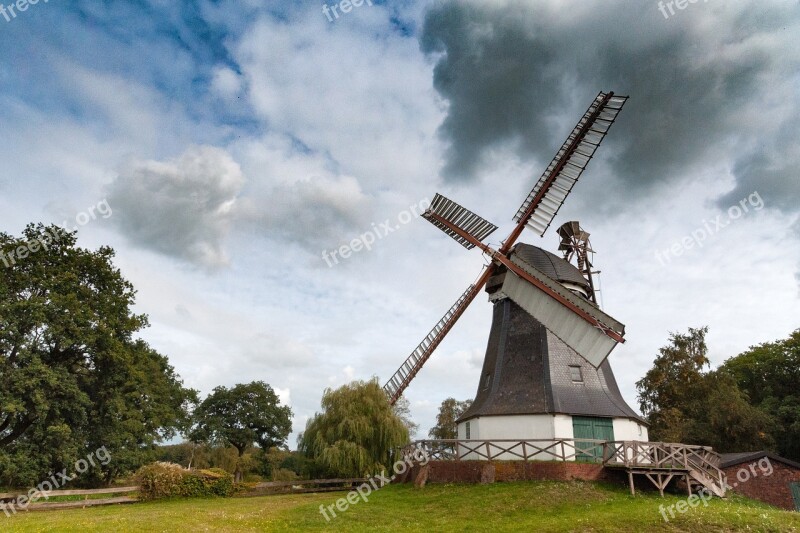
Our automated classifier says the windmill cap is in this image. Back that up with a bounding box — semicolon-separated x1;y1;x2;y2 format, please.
511;243;591;291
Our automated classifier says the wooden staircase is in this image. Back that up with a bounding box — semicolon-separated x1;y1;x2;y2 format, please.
602;441;727;498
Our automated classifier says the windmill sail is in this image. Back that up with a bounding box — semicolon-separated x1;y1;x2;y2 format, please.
513;92;628;237
383;275;489;405
422;194;498;250
490;250;625;368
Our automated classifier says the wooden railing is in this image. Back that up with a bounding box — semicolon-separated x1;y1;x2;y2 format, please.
401;438;613;463
400;438;727;497
601;441;727;496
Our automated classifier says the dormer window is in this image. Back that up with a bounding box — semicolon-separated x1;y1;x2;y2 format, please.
569;365;583;383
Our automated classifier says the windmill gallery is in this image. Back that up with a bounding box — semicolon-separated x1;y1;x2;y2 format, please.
382;92;728;498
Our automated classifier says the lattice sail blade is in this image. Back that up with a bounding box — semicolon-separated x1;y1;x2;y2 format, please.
514;91;628;237
423;193;498;250
383;276;489;405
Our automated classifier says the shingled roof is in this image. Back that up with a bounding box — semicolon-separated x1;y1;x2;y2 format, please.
458;244;643;424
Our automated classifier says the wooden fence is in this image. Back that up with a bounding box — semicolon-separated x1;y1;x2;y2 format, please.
248;478;368;496
0;486;139;513
0;478;370;513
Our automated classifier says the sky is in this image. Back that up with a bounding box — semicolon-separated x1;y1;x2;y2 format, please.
1;0;798;447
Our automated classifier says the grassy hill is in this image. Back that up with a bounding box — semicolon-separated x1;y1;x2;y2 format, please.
5;480;800;532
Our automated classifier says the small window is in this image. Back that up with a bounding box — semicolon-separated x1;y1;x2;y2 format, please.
465;421;471;439
483;373;492;390
569;365;583;382
638;424;643;436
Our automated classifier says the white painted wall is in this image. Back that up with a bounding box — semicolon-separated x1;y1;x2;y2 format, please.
457;414;558;460
612;418;649;442
454;415;649;461
552;414;574;440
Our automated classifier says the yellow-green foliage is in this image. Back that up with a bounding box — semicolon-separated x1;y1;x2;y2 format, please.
298;379;409;478
135;462;234;500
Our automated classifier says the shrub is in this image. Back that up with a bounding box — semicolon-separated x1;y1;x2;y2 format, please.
136;462;187;500
271;468;300;482
135;463;235;500
195;468;234;497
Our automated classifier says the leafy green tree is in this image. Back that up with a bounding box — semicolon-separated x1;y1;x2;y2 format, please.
682;370;775;452
636;326;774;451
0;224;196;487
429;398;473;440
721;330;800;461
636;326;711;435
392;396;419;439
191;381;292;482
298;379;408;478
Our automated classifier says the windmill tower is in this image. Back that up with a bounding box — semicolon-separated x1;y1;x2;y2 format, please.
382;92;648;454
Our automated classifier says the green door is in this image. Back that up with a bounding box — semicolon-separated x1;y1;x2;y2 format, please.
790;482;800;511
572;417;614;461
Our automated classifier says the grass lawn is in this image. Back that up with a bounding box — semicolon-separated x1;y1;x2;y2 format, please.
4;481;800;532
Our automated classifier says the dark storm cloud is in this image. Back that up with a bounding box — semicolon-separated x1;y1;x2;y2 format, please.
420;0;800;213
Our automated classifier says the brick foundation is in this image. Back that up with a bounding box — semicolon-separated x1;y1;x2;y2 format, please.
402;460;627;486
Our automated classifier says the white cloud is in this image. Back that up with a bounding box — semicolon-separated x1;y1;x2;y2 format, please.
107;145;245;268
211;66;244;99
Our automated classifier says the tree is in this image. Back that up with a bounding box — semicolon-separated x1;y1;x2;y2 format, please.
636;326;774;451
636;327;710;441
191;381;292;482
392;396;419;439
721;329;800;461
429;398;473;440
682;370;775;453
298;379;408;478
0;224;196;487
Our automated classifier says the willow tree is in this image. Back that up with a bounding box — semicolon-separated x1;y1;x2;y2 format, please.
298;379;408;478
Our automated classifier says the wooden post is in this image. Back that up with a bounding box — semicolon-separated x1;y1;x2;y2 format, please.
628;470;635;496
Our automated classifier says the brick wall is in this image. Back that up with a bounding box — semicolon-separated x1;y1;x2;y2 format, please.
722;460;800;511
403;460;627;486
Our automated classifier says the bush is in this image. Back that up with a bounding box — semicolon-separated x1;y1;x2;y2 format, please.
135;462;235;500
194;468;234;497
271;468;300;482
136;462;186;500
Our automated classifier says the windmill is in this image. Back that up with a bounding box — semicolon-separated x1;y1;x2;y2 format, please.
383;91;648;447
